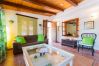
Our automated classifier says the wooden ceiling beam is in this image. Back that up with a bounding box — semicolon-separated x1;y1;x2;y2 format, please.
65;0;78;6
0;0;4;4
3;5;54;16
24;0;64;11
2;1;56;15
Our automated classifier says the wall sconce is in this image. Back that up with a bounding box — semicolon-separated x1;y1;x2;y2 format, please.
39;24;42;27
9;20;14;23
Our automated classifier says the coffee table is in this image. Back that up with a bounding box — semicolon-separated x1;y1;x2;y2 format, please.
22;44;74;66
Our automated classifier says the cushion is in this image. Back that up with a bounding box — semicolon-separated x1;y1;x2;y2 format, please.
16;36;26;44
37;34;44;42
24;35;37;43
82;37;94;46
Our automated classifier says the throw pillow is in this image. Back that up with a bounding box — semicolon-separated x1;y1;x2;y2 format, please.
82;37;94;46
16;36;26;44
38;34;44;42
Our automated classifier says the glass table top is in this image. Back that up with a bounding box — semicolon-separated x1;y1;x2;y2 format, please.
22;44;74;66
27;47;65;66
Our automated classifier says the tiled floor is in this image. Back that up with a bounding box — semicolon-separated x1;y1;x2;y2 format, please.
0;42;99;66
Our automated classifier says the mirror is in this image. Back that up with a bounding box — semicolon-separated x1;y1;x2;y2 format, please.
62;18;79;37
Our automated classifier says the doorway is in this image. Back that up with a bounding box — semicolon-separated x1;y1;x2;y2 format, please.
47;22;57;44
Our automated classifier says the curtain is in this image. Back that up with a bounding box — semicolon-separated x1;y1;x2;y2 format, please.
17;15;37;35
0;8;7;63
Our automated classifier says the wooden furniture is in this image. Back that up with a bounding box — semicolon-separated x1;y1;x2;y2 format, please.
77;33;97;56
43;20;48;37
62;18;79;37
22;44;74;66
62;39;77;48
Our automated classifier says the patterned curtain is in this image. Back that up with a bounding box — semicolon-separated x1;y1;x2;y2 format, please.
0;8;7;63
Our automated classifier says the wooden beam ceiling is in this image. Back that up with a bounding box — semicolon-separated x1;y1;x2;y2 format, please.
24;0;64;11
3;5;54;16
1;0;83;16
65;0;78;6
2;1;56;15
0;0;4;4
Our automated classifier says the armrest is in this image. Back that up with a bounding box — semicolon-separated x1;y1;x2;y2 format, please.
44;39;48;44
13;42;22;47
13;42;23;55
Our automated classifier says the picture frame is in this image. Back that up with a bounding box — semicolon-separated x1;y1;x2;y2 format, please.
84;21;94;29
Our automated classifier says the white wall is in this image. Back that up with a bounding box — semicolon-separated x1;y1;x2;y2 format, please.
4;10;49;49
50;0;99;50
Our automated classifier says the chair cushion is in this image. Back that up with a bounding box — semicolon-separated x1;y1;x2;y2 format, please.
16;36;26;44
37;34;44;42
82;37;94;46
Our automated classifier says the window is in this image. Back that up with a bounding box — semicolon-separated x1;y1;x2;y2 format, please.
17;14;38;35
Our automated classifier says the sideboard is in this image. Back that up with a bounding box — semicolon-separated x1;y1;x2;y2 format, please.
61;39;77;48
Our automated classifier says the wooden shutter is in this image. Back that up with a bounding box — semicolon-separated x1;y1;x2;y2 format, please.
43;20;47;36
62;22;66;36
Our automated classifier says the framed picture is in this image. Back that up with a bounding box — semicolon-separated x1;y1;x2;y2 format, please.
84;21;94;29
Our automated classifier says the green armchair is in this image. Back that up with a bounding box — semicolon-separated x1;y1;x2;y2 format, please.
77;33;97;56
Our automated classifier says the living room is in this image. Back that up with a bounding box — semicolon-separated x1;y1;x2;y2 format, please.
0;0;99;66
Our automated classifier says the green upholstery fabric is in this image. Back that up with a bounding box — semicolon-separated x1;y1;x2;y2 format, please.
82;37;94;46
38;34;44;42
16;36;26;44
